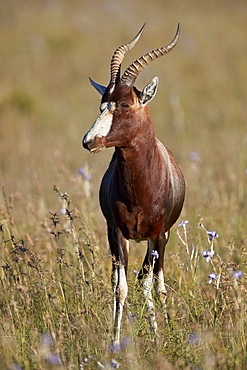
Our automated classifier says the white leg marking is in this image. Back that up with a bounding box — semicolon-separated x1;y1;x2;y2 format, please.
143;240;158;334
155;269;168;307
113;265;128;346
112;240;129;347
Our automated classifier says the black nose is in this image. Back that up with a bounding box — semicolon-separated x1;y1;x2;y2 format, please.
82;135;94;150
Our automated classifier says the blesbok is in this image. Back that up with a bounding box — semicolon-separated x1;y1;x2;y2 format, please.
83;24;185;347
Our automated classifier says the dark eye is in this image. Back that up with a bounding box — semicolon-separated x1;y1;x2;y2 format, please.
120;102;129;109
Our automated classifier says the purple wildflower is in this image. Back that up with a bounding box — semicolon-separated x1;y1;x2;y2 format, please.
187;332;199;344
202;249;215;263
232;270;243;279
207;231;219;241
77;167;84;177
108;343;121;353
10;365;22;370
41;332;54;347
109;335;132;353
151;250;159;259
178;220;189;227
45;353;62;366
208;272;219;284
59;207;67;215
189;152;200;162
77;167;92;181
111;359;120;369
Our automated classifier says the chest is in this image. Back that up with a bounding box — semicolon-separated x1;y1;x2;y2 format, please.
111;200;165;240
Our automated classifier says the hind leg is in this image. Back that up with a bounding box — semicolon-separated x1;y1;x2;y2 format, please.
141;240;158;335
107;223;129;347
139;231;169;334
153;231;170;307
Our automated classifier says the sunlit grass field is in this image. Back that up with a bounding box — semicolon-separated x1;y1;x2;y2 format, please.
0;1;247;368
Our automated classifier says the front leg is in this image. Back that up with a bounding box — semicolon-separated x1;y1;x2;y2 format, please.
108;224;129;348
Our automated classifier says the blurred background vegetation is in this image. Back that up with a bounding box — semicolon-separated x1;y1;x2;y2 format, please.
0;0;247;368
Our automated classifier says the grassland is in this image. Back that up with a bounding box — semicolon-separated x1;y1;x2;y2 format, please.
0;0;247;369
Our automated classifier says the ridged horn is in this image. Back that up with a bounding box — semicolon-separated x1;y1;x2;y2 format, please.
120;23;181;87
110;23;146;86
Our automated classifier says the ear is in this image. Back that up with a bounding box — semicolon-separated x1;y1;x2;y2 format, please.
139;77;159;106
89;77;107;96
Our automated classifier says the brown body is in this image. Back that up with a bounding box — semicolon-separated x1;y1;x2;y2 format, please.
100;85;184;241
83;24;185;347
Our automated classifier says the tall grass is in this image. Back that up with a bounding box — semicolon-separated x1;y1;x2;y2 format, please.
0;0;247;368
1;183;247;369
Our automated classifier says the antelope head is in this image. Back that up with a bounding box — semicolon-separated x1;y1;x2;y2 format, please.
83;23;180;153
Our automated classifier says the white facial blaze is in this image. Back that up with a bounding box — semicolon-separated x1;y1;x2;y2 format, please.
84;102;115;144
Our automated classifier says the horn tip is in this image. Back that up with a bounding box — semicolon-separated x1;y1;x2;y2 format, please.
135;22;147;40
141;22;147;31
